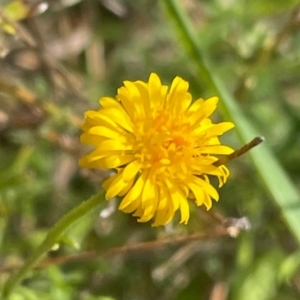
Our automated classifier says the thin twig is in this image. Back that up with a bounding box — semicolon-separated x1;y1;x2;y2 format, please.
0;7;36;47
214;136;264;167
0;228;229;273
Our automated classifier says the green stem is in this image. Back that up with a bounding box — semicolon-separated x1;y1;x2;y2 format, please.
2;190;105;297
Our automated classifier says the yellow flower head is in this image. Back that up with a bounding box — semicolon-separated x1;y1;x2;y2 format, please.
80;73;234;226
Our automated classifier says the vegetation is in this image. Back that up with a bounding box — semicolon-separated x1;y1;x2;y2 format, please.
1;0;300;299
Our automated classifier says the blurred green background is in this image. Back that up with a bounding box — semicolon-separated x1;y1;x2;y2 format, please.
1;0;300;299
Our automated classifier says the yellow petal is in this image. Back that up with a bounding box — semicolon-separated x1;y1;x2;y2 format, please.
123;80;145;118
179;198;190;224
118;177;135;196
200;145;234;155
99;97;120;108
97;139;132;151
118;171;147;210
105;172;126;199
80;133;104;145
153;205;175;226
102;174;118;191
117;86;137;120
96;154;134;169
88;126;129;141
120;198;140;213
101;108;134;133
188;98;204;112
156;185;169;211
193;176;219;201
166;76;191;114
203;192;213;210
139;178;158;222
188;182;205;206
147;73;165;112
164;178;180;210
122;160;141;182
189;97;218;126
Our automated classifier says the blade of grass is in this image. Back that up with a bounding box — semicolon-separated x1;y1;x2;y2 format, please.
161;0;300;244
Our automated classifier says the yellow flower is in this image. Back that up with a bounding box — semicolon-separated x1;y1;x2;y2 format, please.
79;73;234;226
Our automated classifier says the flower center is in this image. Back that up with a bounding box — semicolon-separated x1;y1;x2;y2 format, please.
133;112;193;174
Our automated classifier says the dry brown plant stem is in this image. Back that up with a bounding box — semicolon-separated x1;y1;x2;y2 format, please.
0;227;229;273
214;136;264;167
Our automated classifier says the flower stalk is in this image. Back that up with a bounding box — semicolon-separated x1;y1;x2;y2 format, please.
2;190;105;298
